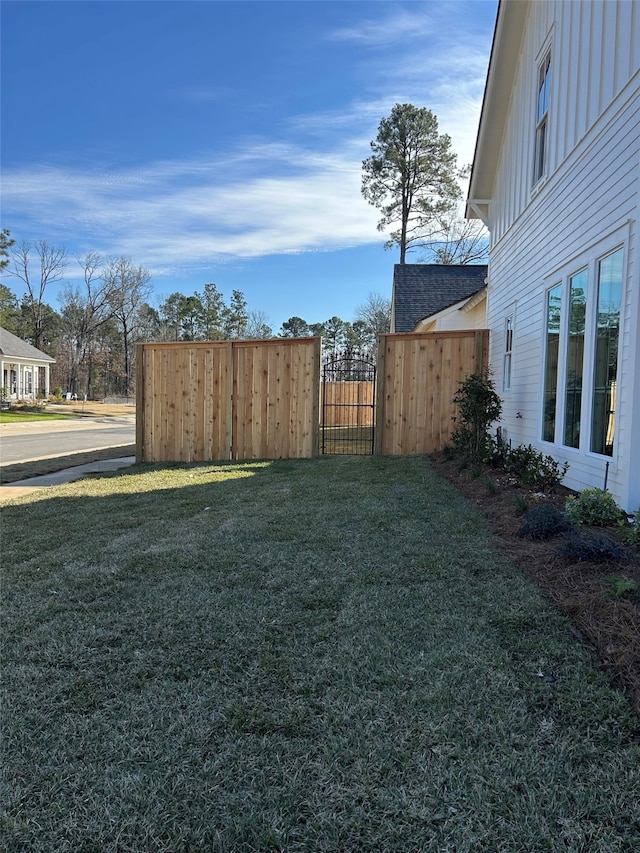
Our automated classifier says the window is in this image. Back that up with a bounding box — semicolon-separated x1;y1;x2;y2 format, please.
542;284;562;442
24;370;33;395
564;268;587;448
533;51;551;184
542;241;625;458
503;316;513;391
590;248;622;456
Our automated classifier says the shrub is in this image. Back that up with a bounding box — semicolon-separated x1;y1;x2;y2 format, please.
505;444;569;492
441;443;456;461
513;495;529;517
606;575;637;598
619;508;640;546
516;503;573;540
556;532;628;564
483;477;498;495
565;488;624;527
451;371;502;463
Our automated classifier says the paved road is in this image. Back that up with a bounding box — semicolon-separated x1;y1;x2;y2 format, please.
0;418;136;464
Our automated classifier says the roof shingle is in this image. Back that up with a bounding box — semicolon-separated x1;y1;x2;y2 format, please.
392;264;488;333
0;327;56;362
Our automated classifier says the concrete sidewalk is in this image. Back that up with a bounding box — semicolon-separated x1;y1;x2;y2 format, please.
0;456;136;502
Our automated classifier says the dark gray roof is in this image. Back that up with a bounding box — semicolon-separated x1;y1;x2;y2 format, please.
392;264;488;333
0;327;56;362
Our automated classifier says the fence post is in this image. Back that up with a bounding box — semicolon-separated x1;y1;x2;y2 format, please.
312;336;322;457
374;334;386;456
225;340;234;460
135;342;144;463
474;330;486;372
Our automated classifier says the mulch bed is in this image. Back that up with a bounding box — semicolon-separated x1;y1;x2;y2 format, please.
430;452;640;716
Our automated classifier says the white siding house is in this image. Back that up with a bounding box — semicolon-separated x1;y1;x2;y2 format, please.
467;0;640;512
0;327;55;403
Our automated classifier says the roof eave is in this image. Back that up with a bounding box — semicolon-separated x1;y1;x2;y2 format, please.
466;0;530;218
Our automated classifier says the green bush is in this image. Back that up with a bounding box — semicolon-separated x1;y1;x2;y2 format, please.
565;488;624;527
619;508;640;545
556;532;628;564
513;495;529;517
606;574;637;598
504;444;569;492
451;371;502;463
516;504;573;540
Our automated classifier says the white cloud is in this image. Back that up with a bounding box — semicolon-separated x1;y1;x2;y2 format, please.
330;7;437;46
2;143;381;276
2;1;494;281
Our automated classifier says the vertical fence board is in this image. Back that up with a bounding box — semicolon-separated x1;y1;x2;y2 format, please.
137;337;319;463
376;331;489;455
137;332;486;463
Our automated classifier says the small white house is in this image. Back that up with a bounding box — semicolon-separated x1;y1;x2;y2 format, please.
467;0;640;511
0;327;55;402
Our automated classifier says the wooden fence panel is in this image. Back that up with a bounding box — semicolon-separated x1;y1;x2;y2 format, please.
376;330;489;456
322;382;375;427
136;341;232;463
137;332;486;463
231;338;320;460
136;337;319;463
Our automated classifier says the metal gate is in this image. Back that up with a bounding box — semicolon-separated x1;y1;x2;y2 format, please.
321;351;377;455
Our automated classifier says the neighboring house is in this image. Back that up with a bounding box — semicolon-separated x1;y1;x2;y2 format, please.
467;0;640;511
390;264;488;333
0;327;55;402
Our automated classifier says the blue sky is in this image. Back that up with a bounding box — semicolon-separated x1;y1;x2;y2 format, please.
1;0;497;333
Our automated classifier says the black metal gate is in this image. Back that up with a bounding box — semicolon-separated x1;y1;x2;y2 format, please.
321;351;377;455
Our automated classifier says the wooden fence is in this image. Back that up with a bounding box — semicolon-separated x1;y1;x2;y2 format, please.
136;329;488;463
136;337;320;463
375;330;489;456
322;381;375;427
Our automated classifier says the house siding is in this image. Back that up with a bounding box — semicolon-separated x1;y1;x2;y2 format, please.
485;0;640;510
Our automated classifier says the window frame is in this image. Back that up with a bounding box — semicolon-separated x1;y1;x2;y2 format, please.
503;314;514;392
539;229;628;462
542;283;562;443
533;49;551;186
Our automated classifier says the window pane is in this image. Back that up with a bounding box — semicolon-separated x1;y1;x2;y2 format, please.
564;269;587;448
591;248;623;455
542;284;562;442
538;53;551;120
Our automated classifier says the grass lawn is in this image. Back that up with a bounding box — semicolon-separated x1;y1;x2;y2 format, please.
0;445;136;485
1;456;639;852
0;409;71;424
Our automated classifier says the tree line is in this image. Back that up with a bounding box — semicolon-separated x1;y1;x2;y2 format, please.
0;101;485;399
0;230;390;400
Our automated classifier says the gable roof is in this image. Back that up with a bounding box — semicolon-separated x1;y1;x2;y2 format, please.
392;264;488;333
466;0;529;216
0;327;56;362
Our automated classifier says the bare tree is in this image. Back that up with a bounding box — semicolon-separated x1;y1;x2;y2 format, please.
244;309;273;339
9;240;67;349
418;215;489;265
59;253;115;397
104;258;151;396
355;292;391;346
